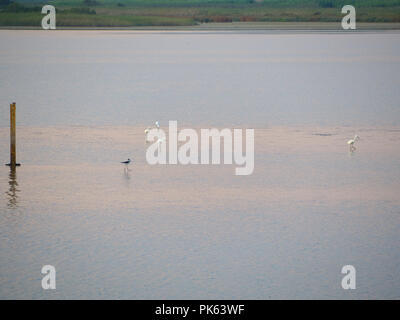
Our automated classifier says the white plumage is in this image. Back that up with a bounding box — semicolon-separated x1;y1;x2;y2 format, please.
145;121;160;142
347;135;360;151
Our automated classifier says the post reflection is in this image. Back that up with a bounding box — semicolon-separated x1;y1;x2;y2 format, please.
6;169;20;209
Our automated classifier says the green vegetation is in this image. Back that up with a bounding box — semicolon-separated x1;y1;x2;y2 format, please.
0;0;399;27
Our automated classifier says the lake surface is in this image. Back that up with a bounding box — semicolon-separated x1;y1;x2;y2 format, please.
1;30;400;127
0;30;399;299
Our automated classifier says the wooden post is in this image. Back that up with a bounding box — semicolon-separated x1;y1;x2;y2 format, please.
6;102;19;168
10;102;16;168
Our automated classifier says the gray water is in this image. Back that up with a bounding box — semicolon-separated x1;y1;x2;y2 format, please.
0;30;400;299
0;30;400;127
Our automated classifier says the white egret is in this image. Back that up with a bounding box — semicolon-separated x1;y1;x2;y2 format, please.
145;122;159;142
347;135;360;151
144;127;152;143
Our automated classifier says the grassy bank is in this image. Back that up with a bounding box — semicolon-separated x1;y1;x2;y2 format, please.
0;0;399;27
0;11;195;27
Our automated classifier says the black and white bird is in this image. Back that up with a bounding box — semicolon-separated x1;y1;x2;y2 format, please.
121;158;131;165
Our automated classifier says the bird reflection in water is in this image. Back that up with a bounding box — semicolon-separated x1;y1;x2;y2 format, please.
123;166;131;180
6;169;20;209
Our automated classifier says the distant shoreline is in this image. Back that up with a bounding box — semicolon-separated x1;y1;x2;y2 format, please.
1;22;400;31
2;1;400;29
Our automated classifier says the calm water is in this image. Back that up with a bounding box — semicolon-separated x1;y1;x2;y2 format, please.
0;30;399;299
0;30;400;127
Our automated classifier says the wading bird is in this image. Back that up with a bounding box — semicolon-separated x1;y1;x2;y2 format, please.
145;121;160;142
347;135;360;151
144;127;151;142
121;158;132;172
121;158;131;165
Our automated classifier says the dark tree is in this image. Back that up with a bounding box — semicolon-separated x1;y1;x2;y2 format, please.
0;0;12;7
